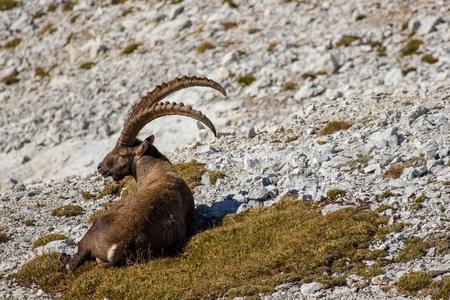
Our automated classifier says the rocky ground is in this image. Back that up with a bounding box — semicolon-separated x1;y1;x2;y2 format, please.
0;0;449;299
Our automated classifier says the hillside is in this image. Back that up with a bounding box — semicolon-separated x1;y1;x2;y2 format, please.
0;0;450;299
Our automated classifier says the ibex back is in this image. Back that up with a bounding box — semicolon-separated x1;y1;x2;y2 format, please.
60;76;226;270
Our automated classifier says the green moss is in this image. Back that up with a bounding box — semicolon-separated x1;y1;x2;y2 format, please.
421;54;438;64
401;39;423;56
174;162;207;192
336;35;359;48
35;68;50;78
4;38;21;48
197;42;215;54
327;189;345;200
397;271;431;295
52;205;84;217
0;0;17;11
209;171;226;185
396;237;429;263
121;42;142;55
13;199;390;298
319;121;352;136
32;234;68;249
79;62;95;70
237;74;256;86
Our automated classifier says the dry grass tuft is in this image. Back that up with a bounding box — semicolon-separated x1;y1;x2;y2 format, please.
121;42;142;55
52;205;83;217
397;271;431;295
319;121;352;136
197;42;215;54
0;0;17;11
175;162;207;192
33;234;69;249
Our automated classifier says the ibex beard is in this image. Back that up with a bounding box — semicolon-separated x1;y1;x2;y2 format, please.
60;76;226;270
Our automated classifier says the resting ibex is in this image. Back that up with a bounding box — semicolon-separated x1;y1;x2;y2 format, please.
60;76;226;270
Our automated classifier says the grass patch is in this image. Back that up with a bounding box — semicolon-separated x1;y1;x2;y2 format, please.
427;233;450;256
209;171;226;185
319;121;352;136
421;54;438;64
285;136;299;143
327;189;345;200
33;234;69;249
355;15;366;21
87;209;107;224
384;164;405;179
197;42;215;54
24;220;35;227
121;42;142;55
223;0;237;8
112;0;128;4
267;42;278;52
2;74;19;85
4;38;21;48
0;0;17;11
431;276;450;300
79;62;95;70
381;191;394;199
375;204;395;213
13;199;390;298
52;205;84;217
336;35;359;48
376;223;404;241
401;39;423;56
62;1;76;11
282;81;296;91
248;28;261;34
396;237;429;263
38;24;57;37
35;68;50;78
237;74;256;86
317;140;327;145
0;232;8;243
404;67;417;74
174;162;207;192
221;21;237;30
397;271;431;295
121;7;132;17
377;47;387;57
82;191;96;200
98;176;137;198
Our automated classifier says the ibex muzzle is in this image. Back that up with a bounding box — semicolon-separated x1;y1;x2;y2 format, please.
60;76;226;270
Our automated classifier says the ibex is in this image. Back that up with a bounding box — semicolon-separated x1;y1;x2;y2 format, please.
60;76;226;270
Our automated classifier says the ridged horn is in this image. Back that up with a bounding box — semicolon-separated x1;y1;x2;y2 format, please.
125;76;226;124
118;102;217;147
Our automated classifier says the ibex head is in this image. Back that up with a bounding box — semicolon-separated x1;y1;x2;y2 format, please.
97;76;226;182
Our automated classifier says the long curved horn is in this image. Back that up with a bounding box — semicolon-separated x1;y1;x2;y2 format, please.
118;102;217;146
126;76;226;124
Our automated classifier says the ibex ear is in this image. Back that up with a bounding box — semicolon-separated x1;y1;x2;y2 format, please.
137;141;149;157
145;135;155;144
